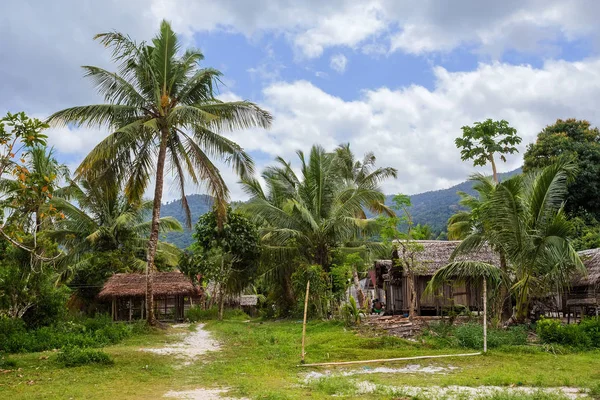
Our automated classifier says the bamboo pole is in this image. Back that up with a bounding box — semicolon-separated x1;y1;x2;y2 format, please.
483;277;487;353
301;280;310;363
298;352;482;367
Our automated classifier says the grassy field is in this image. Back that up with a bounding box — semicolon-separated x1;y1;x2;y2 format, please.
1;320;599;399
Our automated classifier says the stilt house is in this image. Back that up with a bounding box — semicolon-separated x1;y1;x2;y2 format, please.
374;240;499;315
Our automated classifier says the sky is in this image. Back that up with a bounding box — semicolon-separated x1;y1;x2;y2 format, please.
3;0;600;201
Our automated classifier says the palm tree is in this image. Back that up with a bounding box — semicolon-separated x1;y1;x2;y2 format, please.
446;175;511;322
48;178;183;278
430;160;586;323
241;145;391;308
335;143;397;307
47;20;272;323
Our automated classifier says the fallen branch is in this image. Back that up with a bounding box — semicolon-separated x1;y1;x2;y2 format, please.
298;352;482;367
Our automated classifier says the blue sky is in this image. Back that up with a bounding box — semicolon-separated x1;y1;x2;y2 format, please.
3;0;600;201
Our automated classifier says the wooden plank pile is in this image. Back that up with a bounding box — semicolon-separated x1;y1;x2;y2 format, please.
363;315;423;338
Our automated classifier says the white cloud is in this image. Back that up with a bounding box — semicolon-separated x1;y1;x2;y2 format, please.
330;54;348;73
35;58;600;200
148;0;600;57
226;58;600;197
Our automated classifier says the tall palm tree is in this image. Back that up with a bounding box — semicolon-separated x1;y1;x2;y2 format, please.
429;160;586;323
47;21;272;323
241;145;391;307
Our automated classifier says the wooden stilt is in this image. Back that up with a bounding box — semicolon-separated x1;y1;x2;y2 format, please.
299;352;482;367
301;280;310;364
483;277;487;353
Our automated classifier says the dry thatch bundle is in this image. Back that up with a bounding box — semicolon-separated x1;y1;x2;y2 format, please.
573;248;600;287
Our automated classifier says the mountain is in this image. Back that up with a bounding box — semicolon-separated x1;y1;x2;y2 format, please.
161;168;522;248
390;168;522;237
160;194;213;248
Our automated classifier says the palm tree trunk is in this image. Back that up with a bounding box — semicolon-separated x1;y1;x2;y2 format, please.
145;129;169;325
218;285;225;321
498;252;511;323
352;268;366;308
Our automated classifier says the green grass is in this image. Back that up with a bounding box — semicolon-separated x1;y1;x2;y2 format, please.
0;320;598;399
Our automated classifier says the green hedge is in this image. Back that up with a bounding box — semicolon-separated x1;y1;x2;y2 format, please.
536;317;600;349
186;306;249;322
422;322;528;349
0;315;142;353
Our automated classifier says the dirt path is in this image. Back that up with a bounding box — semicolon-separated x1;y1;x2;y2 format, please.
142;323;220;363
141;323;245;400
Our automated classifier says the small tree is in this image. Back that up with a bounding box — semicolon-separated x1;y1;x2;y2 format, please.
378;194;424;320
0;112;60;257
192;208;260;320
456;119;521;183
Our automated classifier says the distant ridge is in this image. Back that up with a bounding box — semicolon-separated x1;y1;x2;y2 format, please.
161;168;522;248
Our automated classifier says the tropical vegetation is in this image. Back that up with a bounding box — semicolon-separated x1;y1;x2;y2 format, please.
46;20;272;323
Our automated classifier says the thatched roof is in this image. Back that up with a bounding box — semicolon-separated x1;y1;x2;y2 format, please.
98;271;202;299
375;240;499;276
573;248;600;287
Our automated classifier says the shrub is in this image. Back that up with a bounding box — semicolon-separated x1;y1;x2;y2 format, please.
186;306;249;322
454;323;528;349
0;355;17;369
536;317;599;349
341;297;364;327
56;346;114;367
0;315;135;353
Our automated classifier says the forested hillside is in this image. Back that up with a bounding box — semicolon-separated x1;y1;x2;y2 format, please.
161;169;521;248
160;194;213;248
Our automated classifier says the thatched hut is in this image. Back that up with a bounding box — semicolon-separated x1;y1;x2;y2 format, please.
374;240;499;316
567;248;600;318
98;271;203;321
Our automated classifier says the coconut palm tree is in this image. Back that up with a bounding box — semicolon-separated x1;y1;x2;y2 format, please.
47;20;272;323
335;143;397;306
241;145;391;308
429;160;586;323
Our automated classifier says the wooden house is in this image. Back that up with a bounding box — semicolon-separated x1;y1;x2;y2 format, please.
567;248;600;319
374;240;499;316
98;271;203;322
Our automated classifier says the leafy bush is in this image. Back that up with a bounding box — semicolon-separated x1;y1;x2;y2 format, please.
454;323;528;349
341;297;364;326
186;306;249;322
0;315;135;353
536;317;599;349
56;346;114;367
0;355;17;369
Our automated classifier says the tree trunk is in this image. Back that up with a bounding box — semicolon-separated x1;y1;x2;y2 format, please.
407;270;417;321
145;129;169;326
352;268;366;308
489;155;498;184
498;252;511;323
218;285;225;321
